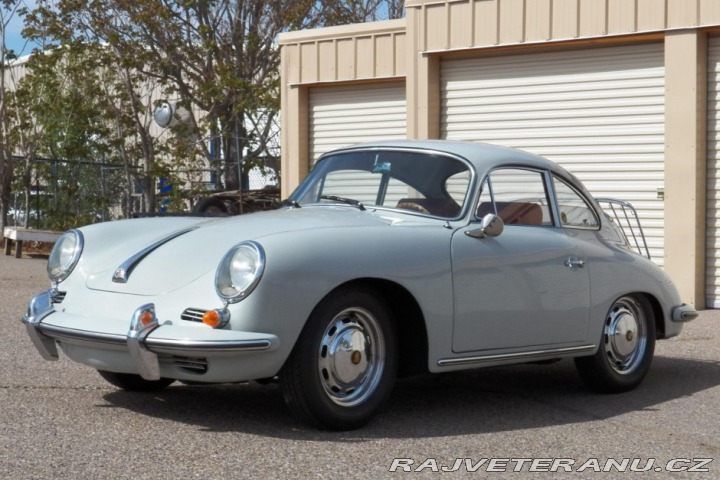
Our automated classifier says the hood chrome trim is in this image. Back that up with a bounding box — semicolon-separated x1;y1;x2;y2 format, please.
112;227;199;283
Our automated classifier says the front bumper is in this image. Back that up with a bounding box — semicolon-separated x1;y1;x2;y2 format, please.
22;290;279;381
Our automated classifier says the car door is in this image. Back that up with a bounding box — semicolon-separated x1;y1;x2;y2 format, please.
451;167;591;353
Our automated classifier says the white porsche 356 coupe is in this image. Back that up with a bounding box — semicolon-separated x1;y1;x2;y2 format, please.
22;140;697;430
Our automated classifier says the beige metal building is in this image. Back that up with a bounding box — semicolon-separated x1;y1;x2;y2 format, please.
280;0;720;309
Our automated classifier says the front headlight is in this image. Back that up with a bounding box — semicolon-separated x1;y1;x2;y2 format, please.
215;241;265;303
47;229;84;284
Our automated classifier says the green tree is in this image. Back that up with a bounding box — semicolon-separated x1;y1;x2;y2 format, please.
27;0;319;193
7;24;72;228
24;12;167;215
317;0;405;24
11;44;130;229
14;0;406;224
0;0;23;231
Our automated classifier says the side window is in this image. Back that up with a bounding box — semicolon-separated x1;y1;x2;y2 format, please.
476;169;553;226
553;176;599;229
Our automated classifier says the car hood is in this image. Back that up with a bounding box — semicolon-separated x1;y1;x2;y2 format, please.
81;207;413;296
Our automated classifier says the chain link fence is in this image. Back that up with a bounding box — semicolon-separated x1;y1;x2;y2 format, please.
9;155;280;230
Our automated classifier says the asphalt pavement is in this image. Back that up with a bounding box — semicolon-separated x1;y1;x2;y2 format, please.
1;252;719;479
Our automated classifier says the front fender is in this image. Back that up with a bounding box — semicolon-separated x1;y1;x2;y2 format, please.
231;225;455;374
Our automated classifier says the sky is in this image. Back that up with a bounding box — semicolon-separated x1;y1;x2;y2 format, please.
2;0;36;58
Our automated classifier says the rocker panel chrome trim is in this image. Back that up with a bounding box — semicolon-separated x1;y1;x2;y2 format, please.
437;345;595;367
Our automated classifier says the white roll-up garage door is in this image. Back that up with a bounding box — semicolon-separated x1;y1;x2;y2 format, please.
706;38;720;308
441;43;665;265
309;83;406;164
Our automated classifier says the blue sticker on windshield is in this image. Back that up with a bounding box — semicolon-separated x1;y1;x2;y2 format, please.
372;162;391;173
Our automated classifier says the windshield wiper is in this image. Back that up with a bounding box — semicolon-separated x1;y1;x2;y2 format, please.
320;195;366;211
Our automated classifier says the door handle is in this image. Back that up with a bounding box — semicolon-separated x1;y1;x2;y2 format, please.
565;257;586;269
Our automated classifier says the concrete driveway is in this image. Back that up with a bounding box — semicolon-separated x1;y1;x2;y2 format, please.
1;253;718;479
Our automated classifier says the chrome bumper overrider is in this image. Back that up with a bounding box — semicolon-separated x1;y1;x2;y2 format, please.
22;290;276;381
22;290;60;361
672;304;699;323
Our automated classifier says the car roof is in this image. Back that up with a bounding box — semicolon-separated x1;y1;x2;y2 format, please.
327;140;568;177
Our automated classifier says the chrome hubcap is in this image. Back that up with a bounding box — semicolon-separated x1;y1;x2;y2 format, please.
318;307;385;407
604;298;647;375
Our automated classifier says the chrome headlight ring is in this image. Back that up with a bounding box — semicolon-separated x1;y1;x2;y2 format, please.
47;229;84;284
215;241;265;304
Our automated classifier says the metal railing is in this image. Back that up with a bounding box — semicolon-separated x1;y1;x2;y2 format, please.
595;197;651;260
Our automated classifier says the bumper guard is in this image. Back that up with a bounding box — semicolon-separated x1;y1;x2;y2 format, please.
672;304;699;322
22;290;60;361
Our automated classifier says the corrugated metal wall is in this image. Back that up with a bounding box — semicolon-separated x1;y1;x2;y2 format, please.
407;0;720;52
280;20;406;85
308;83;407;164
706;37;720;307
308;83;408;204
441;43;666;264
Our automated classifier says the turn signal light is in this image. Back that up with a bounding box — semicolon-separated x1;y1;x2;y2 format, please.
140;310;155;326
202;308;230;329
203;310;220;327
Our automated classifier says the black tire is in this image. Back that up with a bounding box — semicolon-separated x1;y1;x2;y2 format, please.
575;295;656;393
279;286;397;430
192;197;228;214
98;370;175;392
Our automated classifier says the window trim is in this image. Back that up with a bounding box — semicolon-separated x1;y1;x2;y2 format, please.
293;147;477;221
549;174;601;231
475;166;556;227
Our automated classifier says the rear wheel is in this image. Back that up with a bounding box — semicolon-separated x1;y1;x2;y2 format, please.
575;295;656;393
280;287;397;430
98;370;175;392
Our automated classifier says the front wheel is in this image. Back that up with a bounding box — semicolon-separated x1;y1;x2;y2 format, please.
575;295;656;393
98;370;175;392
280;287;397;430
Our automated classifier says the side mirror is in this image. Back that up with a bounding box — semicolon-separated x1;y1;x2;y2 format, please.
465;213;504;239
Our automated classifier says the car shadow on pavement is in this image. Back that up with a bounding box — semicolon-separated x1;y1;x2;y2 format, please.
100;355;720;440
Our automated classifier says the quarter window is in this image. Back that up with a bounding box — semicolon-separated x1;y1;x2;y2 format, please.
553;176;599;229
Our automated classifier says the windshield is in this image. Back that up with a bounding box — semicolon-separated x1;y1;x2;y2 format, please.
289;149;473;219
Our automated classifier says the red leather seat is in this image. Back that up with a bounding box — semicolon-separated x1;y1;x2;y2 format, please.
476;202;543;226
